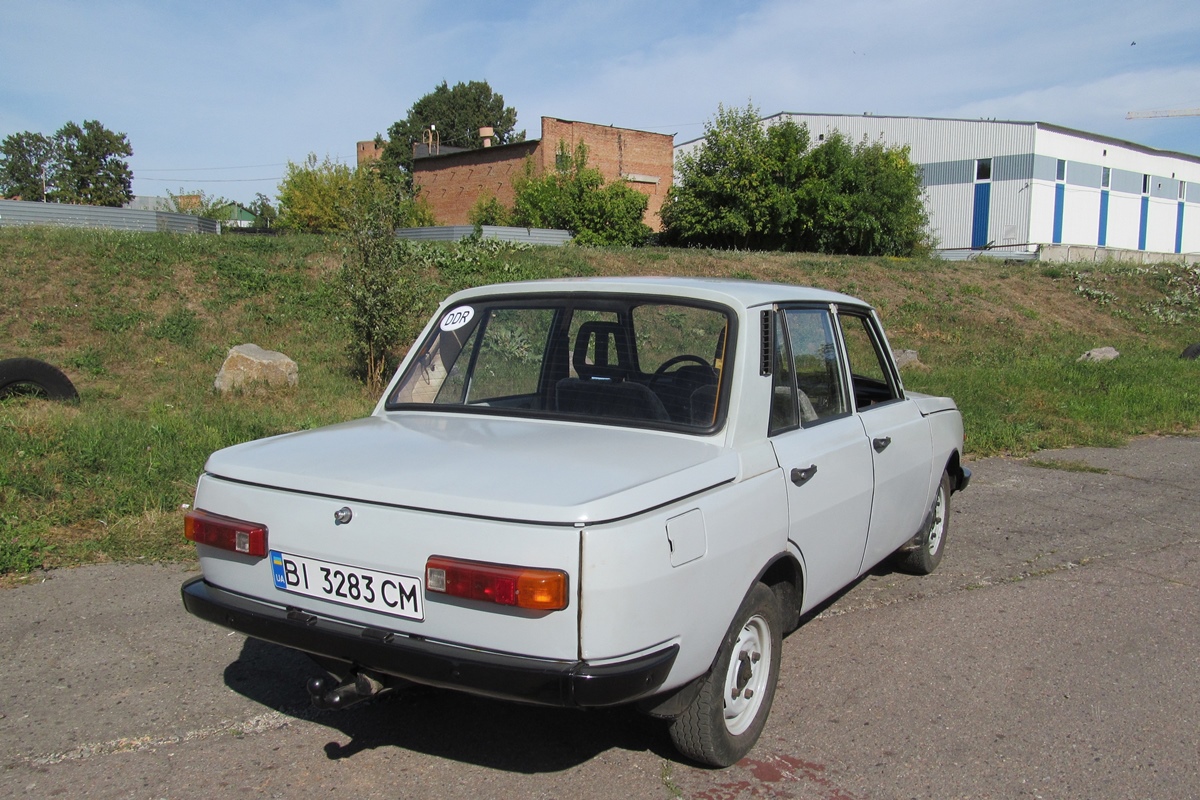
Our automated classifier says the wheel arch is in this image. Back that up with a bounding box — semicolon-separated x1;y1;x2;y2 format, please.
757;551;803;633
944;449;971;494
639;550;801;720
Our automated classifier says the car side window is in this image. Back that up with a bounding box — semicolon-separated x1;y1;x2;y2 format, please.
770;307;847;435
836;312;901;410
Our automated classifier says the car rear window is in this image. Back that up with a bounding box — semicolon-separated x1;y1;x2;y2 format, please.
387;295;734;432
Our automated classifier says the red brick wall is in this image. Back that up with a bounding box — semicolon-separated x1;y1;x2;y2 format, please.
537;118;674;229
356;140;382;165
412;117;674;230
413;141;539;225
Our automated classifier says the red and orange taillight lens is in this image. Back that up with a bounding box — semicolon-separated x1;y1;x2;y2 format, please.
184;509;268;557
425;556;568;611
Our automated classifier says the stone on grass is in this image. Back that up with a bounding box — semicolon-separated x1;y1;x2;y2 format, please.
1077;347;1120;362
214;344;298;393
892;349;927;370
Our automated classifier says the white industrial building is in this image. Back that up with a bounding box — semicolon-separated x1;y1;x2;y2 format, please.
678;113;1200;259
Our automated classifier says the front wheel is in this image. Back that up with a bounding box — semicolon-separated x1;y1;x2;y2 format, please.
898;470;951;575
669;583;782;767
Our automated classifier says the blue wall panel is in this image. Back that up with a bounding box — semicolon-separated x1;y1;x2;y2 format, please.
1139;196;1149;251
1098;190;1109;247
1177;202;1185;254
1053;183;1065;244
972;183;991;248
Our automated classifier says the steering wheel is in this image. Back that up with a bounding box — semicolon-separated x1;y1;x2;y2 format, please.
650;354;716;387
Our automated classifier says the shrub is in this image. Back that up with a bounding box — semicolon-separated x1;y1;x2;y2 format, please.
511;142;651;246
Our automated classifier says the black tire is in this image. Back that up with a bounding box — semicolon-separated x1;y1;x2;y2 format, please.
898;470;951;575
1181;343;1200;360
0;358;79;401
669;583;782;767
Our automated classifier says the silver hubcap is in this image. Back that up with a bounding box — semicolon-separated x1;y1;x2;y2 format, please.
723;614;771;735
927;485;946;555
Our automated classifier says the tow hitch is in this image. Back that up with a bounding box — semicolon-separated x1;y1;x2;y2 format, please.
306;669;387;710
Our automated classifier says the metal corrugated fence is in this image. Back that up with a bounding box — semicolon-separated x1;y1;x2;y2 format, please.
0;199;219;234
395;225;571;246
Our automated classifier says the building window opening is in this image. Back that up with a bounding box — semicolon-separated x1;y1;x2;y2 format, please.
1181;182;1187;201
1142;174;1151;194
1055;159;1066;181
1102;167;1111;188
975;158;992;181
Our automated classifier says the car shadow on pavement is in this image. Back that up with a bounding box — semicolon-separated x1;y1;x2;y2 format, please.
224;637;678;771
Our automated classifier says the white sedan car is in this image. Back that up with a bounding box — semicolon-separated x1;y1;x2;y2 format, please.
183;277;969;766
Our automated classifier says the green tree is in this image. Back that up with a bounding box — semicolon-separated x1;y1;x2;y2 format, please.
468;193;511;227
51;120;134;206
792;134;930;256
0;131;54;201
249;193;278;228
339;177;438;390
511;141;651;246
660;103;809;250
277;153;433;233
661;103;929;256
276;154;354;232
166;188;234;218
378;80;523;184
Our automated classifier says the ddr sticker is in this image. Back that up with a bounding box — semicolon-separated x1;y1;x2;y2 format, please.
440;306;475;331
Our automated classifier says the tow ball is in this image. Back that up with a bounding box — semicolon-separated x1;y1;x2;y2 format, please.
306;670;387;710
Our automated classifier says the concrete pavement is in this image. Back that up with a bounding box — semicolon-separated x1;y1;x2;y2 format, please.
1;436;1197;799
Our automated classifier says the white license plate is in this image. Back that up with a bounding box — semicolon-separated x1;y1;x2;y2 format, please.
270;550;424;621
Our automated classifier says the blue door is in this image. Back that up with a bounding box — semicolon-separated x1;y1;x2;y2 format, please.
1053;183;1065;244
1098;190;1109;247
1138;196;1149;251
1176;202;1185;254
972;182;991;249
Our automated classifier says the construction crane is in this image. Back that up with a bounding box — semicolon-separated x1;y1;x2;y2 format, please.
1125;108;1200;119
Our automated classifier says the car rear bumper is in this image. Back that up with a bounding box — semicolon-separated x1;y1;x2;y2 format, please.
181;576;676;708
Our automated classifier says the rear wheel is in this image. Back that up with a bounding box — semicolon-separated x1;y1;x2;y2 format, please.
669;583;782;766
898;470;951;575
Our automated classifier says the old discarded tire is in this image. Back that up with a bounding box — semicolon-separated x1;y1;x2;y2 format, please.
0;358;79;401
669;583;782;767
897;470;951;575
1181;343;1200;360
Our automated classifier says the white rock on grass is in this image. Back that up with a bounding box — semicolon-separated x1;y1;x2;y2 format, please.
892;349;926;370
214;344;298;393
1077;347;1120;362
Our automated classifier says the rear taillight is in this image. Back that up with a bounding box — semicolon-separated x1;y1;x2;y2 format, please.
425;556;568;611
184;509;268;557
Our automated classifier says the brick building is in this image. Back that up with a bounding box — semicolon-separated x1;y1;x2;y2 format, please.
356;140;384;164
407;117;674;230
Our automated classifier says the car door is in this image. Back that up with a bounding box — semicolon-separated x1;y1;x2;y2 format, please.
767;306;874;610
835;309;934;570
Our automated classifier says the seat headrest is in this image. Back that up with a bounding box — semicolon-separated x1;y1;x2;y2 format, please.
574;321;630;380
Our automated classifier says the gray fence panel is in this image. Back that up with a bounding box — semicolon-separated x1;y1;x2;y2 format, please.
0;199;216;234
394;225;571;246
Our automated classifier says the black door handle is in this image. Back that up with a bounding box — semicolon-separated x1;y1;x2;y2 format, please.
790;465;818;486
873;436;892;453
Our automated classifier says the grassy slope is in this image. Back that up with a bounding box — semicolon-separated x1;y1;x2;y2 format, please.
1;227;1197;574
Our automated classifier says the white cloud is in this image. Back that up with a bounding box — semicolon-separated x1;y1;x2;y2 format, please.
4;0;1195;204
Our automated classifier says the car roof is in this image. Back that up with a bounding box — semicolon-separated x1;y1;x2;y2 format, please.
445;276;869;313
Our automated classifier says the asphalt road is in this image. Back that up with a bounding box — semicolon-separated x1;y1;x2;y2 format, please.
1;436;1197;799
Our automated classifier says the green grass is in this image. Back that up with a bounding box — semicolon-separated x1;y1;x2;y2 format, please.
1;227;1198;576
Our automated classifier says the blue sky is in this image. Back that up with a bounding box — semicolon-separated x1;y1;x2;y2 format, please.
3;0;1198;205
